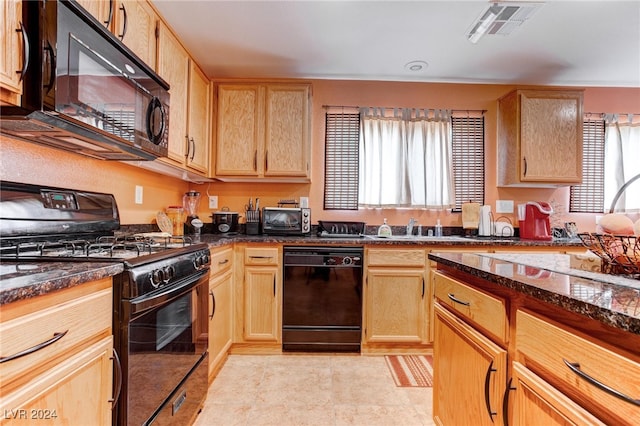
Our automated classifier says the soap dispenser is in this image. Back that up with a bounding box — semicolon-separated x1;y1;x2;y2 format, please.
435;219;443;237
378;218;392;237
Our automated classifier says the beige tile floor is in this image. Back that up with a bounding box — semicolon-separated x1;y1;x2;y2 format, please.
194;354;435;426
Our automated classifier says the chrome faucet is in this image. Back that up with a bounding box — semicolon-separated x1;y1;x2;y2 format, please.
406;217;416;236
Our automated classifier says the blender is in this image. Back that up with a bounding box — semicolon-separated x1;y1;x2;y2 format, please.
183;191;203;241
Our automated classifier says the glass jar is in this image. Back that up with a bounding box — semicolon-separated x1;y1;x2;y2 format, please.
166;206;185;236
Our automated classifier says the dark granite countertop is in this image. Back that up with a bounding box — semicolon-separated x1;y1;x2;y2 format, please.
428;252;640;335
200;233;583;248
0;261;124;306
0;233;582;307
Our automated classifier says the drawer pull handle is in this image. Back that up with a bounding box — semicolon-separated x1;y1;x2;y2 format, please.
218;259;229;265
0;330;69;364
484;360;498;422
447;293;470;306
249;256;273;260
563;359;640;406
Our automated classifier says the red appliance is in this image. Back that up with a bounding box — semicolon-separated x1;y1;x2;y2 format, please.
519;201;553;241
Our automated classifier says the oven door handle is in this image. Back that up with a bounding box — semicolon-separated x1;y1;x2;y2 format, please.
129;270;209;315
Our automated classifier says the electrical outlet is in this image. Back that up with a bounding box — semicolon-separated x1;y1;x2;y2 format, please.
208;195;218;209
300;196;309;208
496;200;514;214
135;185;143;204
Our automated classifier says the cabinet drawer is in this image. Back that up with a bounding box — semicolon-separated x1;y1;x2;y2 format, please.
433;272;508;344
210;247;233;275
516;309;640;425
0;288;111;388
367;249;425;267
245;247;279;265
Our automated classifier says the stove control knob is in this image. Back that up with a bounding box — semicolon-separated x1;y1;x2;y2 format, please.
163;266;175;282
151;269;164;288
342;256;352;265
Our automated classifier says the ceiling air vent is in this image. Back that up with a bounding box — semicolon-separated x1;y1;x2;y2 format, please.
467;2;543;43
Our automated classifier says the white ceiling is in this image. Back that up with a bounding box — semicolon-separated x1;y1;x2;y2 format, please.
151;0;640;88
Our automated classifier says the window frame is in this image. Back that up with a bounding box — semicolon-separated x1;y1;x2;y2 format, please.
323;110;485;211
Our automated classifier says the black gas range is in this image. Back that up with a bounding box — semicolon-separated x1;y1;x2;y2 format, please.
0;181;210;426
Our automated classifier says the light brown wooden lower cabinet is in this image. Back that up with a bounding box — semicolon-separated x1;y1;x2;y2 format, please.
510;362;606;425
0;336;113;425
433;303;507;426
431;267;640;426
0;279;113;425
208;246;234;380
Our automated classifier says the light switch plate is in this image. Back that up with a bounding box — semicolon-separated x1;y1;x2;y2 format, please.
208;196;218;209
496;200;514;214
135;186;143;204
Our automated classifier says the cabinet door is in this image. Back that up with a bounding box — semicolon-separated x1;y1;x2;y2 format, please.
510;362;606;426
114;0;157;70
215;85;263;176
264;85;310;177
76;0;114;29
434;303;507;426
0;337;113;426
208;269;233;379
365;267;426;343
157;22;189;163
243;265;280;341
186;62;211;174
0;0;23;102
519;91;583;183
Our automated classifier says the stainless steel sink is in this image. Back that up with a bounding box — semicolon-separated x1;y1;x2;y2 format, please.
364;235;471;241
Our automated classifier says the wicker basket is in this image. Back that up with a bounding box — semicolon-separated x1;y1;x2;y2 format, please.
577;233;640;276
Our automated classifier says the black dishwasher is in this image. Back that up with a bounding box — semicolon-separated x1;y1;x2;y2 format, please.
283;246;363;352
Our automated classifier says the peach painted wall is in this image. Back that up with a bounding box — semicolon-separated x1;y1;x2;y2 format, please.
2;81;638;232
0;135;190;224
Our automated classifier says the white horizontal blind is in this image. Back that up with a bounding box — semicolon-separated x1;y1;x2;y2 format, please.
324;113;360;210
570;118;605;213
452;116;484;209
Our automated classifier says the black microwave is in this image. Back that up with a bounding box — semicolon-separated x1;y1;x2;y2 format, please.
262;208;311;235
0;0;169;161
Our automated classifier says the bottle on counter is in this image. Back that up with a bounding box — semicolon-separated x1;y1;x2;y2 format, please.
435;219;443;237
378;218;392;237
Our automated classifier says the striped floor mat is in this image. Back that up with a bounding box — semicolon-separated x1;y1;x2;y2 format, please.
384;355;434;387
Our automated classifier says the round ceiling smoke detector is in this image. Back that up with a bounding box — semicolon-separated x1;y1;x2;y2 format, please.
404;60;428;72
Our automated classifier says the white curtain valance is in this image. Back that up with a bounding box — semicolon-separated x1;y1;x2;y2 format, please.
358;108;454;208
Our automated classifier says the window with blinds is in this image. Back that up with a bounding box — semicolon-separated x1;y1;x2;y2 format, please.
324;111;485;211
324;113;360;209
452;116;485;209
570;118;606;213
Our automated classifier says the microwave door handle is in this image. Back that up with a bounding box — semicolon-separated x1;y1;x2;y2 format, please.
146;97;166;145
44;41;55;93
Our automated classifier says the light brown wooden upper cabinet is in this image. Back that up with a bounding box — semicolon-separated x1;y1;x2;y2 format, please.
76;0;157;70
113;0;158;70
1;0;23;105
75;0;114;29
215;83;311;181
497;89;584;187
157;22;210;176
